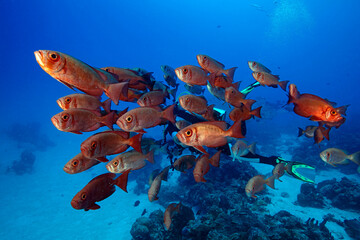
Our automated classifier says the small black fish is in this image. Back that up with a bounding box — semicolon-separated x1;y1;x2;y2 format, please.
141;209;147;216
134;200;140;207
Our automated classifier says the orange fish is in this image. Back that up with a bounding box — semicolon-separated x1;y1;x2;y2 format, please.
116;104;175;133
229;105;262;121
172;155;196;173
210;74;240;89
193;151;221;182
252;72;288;91
164;202;181;230
63;153;101;174
71;171;130;211
148;166;170;202
137;90;168;107
288;84;347;124
176;121;244;154
102;67;153;90
272;163;288;182
196;55;237;80
51;109;115;134
225;87;256;110
179;94;214;116
175;65;212;86
248;61;271;73
34;50;128;105
314;126;330;144
106;150;154;173
80;131;143;161
57;94;112;113
245;175;275;198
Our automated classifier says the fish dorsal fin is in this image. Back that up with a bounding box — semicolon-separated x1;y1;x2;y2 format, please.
57;78;76;91
90;66;109;82
214;58;225;68
324;98;337;107
206;121;227;130
110;130;130;139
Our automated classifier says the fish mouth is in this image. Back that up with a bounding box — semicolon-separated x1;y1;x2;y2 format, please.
34;50;44;67
63;166;72;174
56;99;64;109
51;116;60;129
174;69;181;79
116;119;125;131
71;200;82;209
175;132;184;144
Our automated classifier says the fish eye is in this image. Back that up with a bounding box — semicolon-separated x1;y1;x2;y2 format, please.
203;56;207;60
183;68;188;74
113;160;119;166
72;160;79;167
81;193;87;200
91;141;97;150
143;97;147;101
231;90;234;94
330;110;337;115
257;72;261;77
185;129;192;137
126;115;133;123
252;62;257;67
104;68;109;72
186;97;189;102
61;113;70;121
49;52;59;61
65;97;71;103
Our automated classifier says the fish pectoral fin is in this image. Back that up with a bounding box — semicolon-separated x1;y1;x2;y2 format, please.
57;79;76;91
193;145;208;155
136;129;147;134
89;204;100;210
309;116;322;121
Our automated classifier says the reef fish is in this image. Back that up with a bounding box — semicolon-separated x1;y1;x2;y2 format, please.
172;155;196;173
252;72;288;91
272;163;288;182
320;148;360;167
176;121;244;154
248;61;271;73
196;54;237;80
80;131;143;161
225;87;256;110
288;84;347;124
116;104;175;133
148;166;170;202
34;50;128;105
231;140;256;161
229;105;262;121
161;65;178;88
51;109;115;134
102;67;153;90
175;65;212;86
164;202;181;230
106;150;154;173
297;126;318;138
179;94;214;115
137;90;168;107
57;94;112;113
71;171;130;211
245;175;275;198
185;84;205;95
193;151;221;182
63;153;101;174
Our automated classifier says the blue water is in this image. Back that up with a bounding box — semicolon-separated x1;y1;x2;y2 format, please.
1;1;360;239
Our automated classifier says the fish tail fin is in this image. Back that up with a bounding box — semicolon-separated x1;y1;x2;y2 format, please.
321;127;331;141
146;150;155;164
127;134;143;153
349;151;360;165
251;106;262;118
298;128;304;137
102;98;112;113
209;150;221;167
105;82;129;105
224;67;237;81
161;104;176;124
160;166;171;181
265;175;276;189
243;99;256;111
114;169;130;193
226;120;245;138
279;80;289;91
100;111;115;130
232;81;241;90
335;104;350;116
248;142;256;155
287;83;300;104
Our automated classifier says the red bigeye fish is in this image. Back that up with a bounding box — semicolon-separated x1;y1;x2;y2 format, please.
34;50;128;105
51;109;115;134
252;71;289;91
288;84;348;124
209;74;241;89
106;150;154;173
193;151;221;182
225;87;256;110
179;94;214;116
63;153;101;174
229;105;262;121
245;175;275;198
176;121;244;155
196;54;237;81
80;131;143;161
320;148;360;168
175;65;212;87
164;202;182;231
172;155;196;173
148;166;170;202
248;61;271;73
101;67;153;91
116;104;175;133
137;90;168;107
71;171;130;211
57;94;112;113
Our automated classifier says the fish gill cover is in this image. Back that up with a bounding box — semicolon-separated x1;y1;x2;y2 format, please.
1;0;360;240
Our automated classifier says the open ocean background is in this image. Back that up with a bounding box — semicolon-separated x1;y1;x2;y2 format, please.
1;1;359;239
